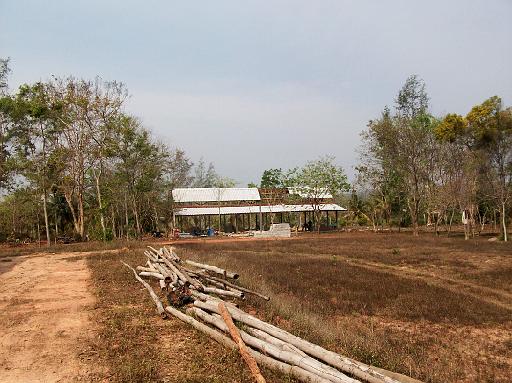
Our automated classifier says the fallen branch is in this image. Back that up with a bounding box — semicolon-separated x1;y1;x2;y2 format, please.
202;286;244;298
121;261;167;319
139;271;165;280
200;273;270;300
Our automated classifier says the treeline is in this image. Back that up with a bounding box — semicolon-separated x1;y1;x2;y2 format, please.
0;59;230;243
355;75;512;240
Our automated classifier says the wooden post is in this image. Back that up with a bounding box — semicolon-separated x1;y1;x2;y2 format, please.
259;205;263;232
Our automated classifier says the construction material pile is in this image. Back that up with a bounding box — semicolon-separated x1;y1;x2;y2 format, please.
123;246;416;383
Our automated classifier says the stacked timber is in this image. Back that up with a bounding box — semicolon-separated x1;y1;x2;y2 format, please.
253;223;291;238
124;246;420;383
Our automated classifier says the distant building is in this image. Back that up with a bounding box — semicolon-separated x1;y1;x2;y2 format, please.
171;187;346;233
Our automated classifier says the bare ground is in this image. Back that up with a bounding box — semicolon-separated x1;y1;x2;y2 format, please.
0;250;102;382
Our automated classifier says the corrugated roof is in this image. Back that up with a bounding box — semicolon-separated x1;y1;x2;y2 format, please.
174;204;346;216
172;188;261;203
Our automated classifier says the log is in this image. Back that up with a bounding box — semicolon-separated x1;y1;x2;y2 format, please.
193;300;400;383
201;277;245;296
137;266;157;273
151;261;173;279
166;306;330;383
202;286;244;299
147;246;163;257
191;307;356;383
146;260;158;271
144;250;159;263
163;246;180;262
139;271;165;280
200;273;270;300
190;290;240;309
161;255;203;290
121;261;167;318
245;327;308;358
185;259;239;279
159;279;167;291
218;302;267;383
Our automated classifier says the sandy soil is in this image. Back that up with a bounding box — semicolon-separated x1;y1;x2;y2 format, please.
0;251;97;382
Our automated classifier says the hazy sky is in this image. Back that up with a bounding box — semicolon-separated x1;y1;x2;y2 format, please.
2;0;511;185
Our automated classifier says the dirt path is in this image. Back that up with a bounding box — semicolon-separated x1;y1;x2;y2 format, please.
0;251;96;382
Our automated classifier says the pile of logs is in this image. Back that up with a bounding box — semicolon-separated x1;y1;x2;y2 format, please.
123;246;418;383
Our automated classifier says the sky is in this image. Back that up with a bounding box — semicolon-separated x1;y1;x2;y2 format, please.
1;0;511;185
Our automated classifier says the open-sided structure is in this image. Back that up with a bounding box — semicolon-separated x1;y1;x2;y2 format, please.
171;187;346;233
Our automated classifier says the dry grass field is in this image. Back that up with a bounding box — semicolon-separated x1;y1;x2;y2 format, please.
1;232;511;383
176;232;512;383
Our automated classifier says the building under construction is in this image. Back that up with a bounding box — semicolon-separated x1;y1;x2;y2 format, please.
171;187;346;234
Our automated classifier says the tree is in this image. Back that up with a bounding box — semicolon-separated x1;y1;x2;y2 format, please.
436;97;512;241
359;76;437;236
260;168;284;188
395;74;429;119
0;58;13;189
112;115;166;237
0;58;9;95
9;82;62;245
292;156;350;232
358;107;405;230
466;97;512;241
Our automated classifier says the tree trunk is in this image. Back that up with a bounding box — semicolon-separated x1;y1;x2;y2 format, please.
54;210;58;245
93;168;107;240
407;198;419;236
502;202;508;242
63;190;81;238
124;192;129;239
78;191;85;239
132;194;141;237
42;189;51;246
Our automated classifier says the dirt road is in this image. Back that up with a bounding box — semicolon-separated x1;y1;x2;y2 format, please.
0;251;96;382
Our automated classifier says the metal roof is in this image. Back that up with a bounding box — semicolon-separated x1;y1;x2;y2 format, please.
174;204;346;216
172;188;261;203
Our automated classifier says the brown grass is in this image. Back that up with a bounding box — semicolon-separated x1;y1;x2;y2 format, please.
175;232;512;383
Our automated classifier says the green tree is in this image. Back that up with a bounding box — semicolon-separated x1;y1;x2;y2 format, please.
292;156;350;232
9;82;62;245
260;168;284;188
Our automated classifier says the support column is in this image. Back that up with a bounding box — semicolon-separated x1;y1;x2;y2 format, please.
259;205;263;232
